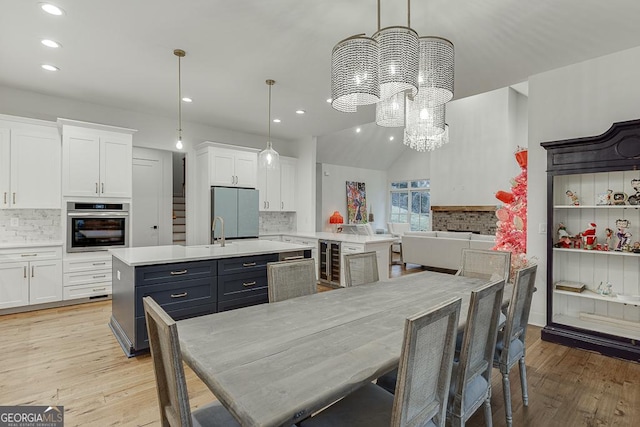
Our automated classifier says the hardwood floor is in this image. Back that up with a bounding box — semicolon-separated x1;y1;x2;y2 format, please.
1;265;639;426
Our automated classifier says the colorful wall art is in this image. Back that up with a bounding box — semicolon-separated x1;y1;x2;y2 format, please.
346;181;368;224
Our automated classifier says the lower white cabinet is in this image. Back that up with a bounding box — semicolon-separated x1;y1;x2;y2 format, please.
282;235;319;279
0;246;62;309
63;254;112;300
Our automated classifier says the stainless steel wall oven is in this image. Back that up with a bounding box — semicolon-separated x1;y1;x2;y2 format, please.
67;202;129;252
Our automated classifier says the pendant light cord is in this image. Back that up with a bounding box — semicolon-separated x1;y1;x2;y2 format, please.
268;82;271;147
376;0;411;30
178;54;182;140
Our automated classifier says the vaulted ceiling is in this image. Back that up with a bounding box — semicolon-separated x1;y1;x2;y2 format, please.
2;1;640;169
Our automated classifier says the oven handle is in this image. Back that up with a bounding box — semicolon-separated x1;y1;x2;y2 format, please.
67;212;129;217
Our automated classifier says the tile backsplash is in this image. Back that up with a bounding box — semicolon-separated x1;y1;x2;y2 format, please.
259;211;297;234
0;210;62;243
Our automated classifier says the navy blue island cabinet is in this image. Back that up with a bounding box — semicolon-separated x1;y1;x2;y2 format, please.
109;252;310;357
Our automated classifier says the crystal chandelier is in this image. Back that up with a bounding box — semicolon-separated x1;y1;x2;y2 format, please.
258;79;280;170
404;122;449;152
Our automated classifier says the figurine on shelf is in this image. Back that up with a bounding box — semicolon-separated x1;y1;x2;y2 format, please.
597;281;613;296
596;189;613;205
604;227;613;251
627;178;640;205
565;190;580;206
633;242;640;253
580;222;597;250
614;219;632;251
555;223;573;248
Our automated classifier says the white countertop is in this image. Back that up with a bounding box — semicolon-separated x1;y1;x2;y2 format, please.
263;231;397;244
110;240;315;267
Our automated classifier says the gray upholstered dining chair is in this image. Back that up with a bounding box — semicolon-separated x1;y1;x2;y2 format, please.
143;296;240;427
267;258;317;302
493;264;538;427
300;297;463;427
344;251;379;287
456;248;511;283
448;279;505;427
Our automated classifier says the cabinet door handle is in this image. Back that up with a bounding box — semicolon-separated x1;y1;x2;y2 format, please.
3;192;6;204
12;192;16;204
92;262;106;266
231;175;234;184
171;292;188;298
23;266;27;278
101;183;104;194
267;201;269;209
93;274;107;279
21;253;38;257
93;287;106;292
170;269;188;275
242;281;257;287
96;183;99;194
242;262;256;267
283;255;304;261
31;266;34;277
282;201;284;210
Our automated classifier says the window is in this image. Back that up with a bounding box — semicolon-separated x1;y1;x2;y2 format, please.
390;179;430;231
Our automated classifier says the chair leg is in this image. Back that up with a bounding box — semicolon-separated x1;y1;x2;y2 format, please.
483;395;493;427
501;371;513;427
519;356;529;406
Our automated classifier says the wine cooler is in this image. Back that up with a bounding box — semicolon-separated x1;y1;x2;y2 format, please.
319;240;341;286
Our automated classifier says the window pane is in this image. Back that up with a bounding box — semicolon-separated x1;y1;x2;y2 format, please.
410;179;430;189
390;191;408;222
391;181;408;189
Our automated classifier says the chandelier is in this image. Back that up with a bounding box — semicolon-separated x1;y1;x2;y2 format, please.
330;0;454;150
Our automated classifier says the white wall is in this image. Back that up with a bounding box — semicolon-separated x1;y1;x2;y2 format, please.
527;45;640;326
386;149;431;182
430;87;523;206
318;164;387;232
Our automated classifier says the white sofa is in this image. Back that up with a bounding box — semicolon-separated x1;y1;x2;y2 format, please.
402;231;496;270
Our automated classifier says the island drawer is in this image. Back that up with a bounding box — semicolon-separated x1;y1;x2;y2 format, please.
217;270;268;302
135;260;217;285
217;254;278;276
135;277;217;316
135;303;215;350
218;293;269;312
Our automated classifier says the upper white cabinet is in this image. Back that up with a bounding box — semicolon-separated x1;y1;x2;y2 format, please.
209;146;257;188
257;156;297;212
0;116;61;209
59;119;136;198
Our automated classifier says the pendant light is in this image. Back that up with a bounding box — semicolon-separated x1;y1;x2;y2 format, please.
258;79;280;170
174;49;185;150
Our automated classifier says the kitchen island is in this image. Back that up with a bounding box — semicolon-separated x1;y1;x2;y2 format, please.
108;240;313;356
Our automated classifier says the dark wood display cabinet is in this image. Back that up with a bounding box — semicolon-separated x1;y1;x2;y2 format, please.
541;119;640;362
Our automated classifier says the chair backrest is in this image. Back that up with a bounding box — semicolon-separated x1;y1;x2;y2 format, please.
452;279;505;421
499;264;537;365
267;258;317;302
143;296;193;427
391;297;462;427
457;248;511;283
344;251;379;287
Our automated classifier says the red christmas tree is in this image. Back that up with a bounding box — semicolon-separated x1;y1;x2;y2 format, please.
493;148;529;276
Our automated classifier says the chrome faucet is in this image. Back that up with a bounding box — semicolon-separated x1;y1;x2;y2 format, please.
211;216;225;247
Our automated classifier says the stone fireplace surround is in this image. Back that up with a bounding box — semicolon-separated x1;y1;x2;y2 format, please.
431;206;498;236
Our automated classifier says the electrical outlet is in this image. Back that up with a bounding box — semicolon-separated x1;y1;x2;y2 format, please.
539;223;547;234
10;217;19;227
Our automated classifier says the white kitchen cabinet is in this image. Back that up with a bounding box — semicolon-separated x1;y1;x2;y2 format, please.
282;235;318;279
0;245;63;309
59;119;136;198
0;116;61;209
258;156;297;212
63;253;112;300
209;146;257;188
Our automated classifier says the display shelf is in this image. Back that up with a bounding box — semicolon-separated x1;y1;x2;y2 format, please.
554;289;640;306
554;205;640;209
553;314;640;341
553;247;640;257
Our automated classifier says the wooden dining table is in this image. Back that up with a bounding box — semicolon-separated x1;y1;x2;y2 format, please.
177;270;511;427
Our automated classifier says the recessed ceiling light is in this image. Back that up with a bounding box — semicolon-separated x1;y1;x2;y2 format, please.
295;110;305;115
41;64;59;71
356;128;361;133
273;119;281;123
182;97;192;103
326;98;332;103
40;3;64;15
41;39;61;48
389;136;394;141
